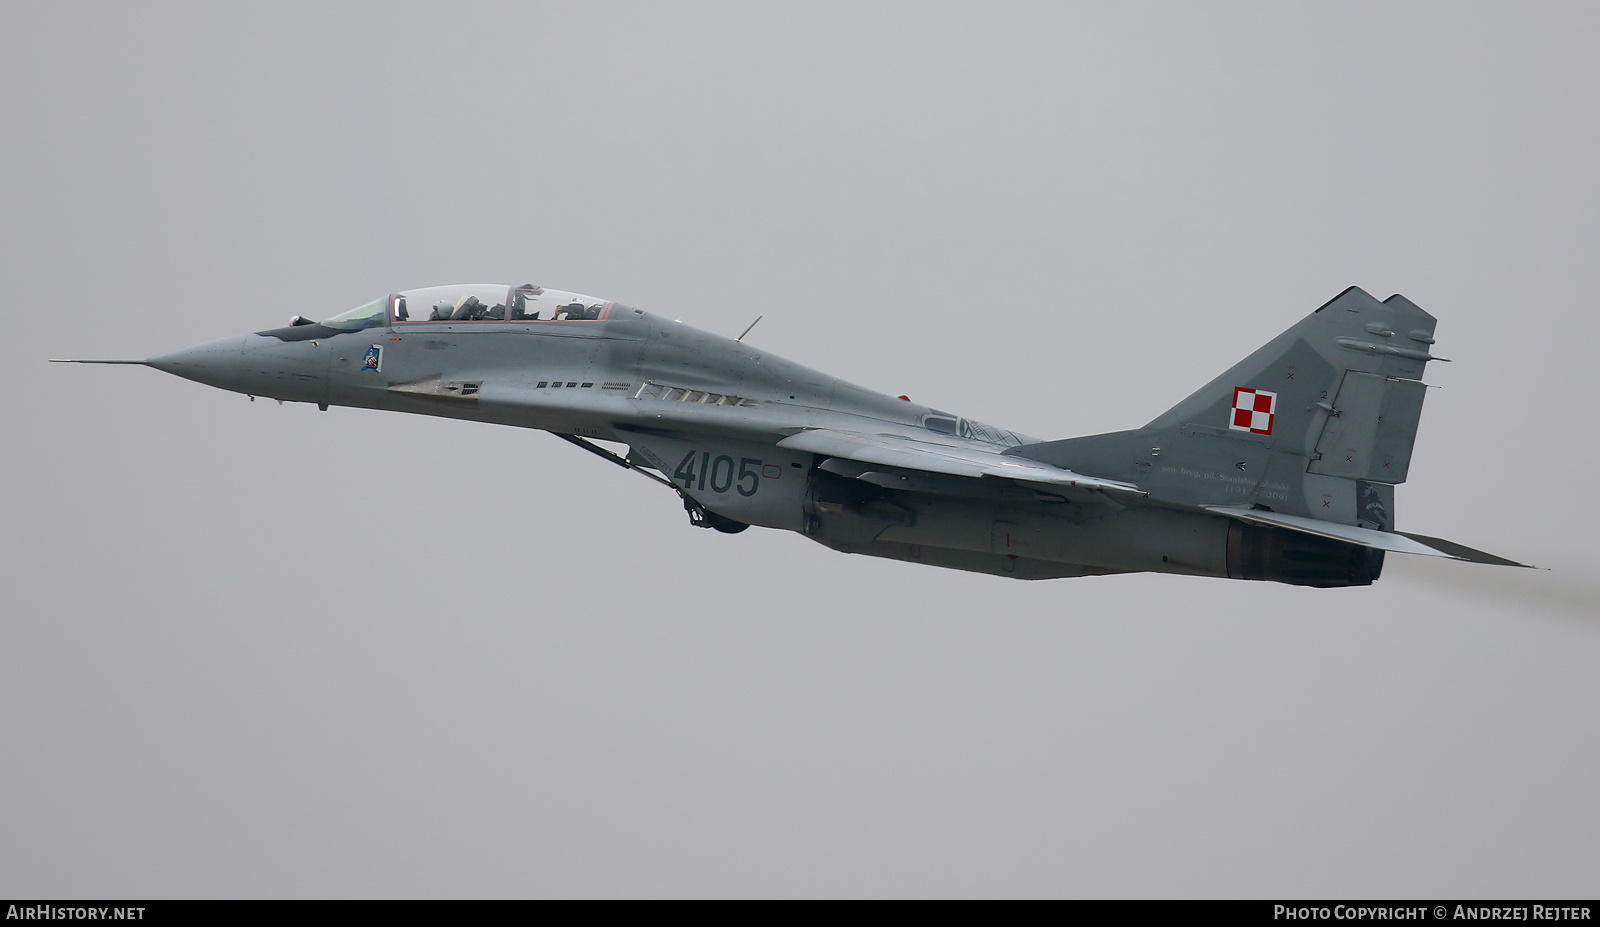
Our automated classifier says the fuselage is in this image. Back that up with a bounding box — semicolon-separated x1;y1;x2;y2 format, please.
140;283;1389;586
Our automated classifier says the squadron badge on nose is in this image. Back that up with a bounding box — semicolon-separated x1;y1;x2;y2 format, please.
362;345;382;372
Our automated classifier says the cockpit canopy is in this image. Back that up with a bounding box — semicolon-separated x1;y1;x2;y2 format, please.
320;284;630;331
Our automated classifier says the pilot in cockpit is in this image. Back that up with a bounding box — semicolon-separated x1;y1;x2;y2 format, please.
420;295;506;321
557;302;598;321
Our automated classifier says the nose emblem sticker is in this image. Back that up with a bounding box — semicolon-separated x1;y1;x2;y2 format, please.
362;345;383;372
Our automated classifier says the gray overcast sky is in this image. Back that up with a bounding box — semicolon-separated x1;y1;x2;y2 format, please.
3;1;1597;898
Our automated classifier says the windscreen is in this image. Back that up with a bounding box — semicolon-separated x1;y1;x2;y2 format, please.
321;298;388;331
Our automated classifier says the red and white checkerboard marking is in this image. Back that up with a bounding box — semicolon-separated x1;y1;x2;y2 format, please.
1230;387;1277;435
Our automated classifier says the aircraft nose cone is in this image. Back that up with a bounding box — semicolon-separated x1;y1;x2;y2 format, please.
147;334;254;385
148;332;330;402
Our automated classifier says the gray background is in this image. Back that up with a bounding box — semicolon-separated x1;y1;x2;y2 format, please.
3;1;1596;898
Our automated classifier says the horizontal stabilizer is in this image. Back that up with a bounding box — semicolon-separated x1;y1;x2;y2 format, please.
1205;506;1531;567
778;429;1145;495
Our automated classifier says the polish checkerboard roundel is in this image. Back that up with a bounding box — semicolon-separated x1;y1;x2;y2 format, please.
1230;387;1276;435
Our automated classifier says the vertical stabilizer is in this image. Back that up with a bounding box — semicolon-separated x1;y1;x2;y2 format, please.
1007;287;1443;528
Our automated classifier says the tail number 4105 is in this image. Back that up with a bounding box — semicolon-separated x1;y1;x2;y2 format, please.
674;452;762;496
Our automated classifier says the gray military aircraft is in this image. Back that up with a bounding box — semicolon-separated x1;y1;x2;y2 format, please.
57;282;1527;586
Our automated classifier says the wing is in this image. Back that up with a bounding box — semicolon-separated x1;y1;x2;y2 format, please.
775;428;1145;495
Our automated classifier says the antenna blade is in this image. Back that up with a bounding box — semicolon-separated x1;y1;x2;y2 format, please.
736;315;763;342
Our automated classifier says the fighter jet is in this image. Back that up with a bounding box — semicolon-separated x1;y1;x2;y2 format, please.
56;283;1527;586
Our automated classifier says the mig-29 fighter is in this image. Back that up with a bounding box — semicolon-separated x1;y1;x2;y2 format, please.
56;283;1527;586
